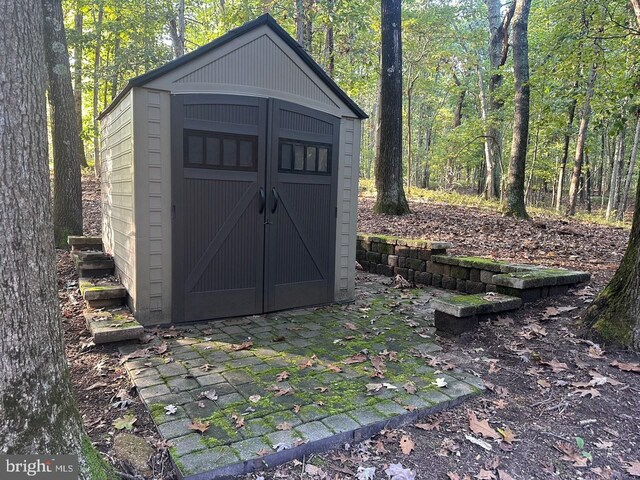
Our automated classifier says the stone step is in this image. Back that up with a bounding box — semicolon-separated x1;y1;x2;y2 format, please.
72;250;111;266
78;258;115;278
68;235;103;251
80;278;127;308
433;293;522;335
84;308;143;344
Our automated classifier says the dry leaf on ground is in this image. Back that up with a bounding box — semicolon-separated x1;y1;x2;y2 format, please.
468;411;501;440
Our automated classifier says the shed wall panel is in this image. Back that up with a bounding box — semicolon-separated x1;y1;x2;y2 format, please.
335;118;360;301
100;91;136;304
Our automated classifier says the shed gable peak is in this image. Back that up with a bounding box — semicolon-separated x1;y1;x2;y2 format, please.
174;34;338;109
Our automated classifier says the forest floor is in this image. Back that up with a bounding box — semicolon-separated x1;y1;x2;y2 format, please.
57;175;640;480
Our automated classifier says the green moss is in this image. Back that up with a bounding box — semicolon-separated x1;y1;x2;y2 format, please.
446;294;492;306
82;436;118;480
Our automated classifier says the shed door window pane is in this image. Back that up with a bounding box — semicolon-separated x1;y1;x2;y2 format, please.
223;139;237;167
294;145;305;171
206;137;221;166
306;146;316;172
318;148;328;172
188;136;204;164
281;143;292;170
238;140;253;168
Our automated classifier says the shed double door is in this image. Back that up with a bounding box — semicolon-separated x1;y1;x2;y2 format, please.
172;94;338;322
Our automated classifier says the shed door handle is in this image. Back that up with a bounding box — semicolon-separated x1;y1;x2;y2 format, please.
258;187;266;214
271;187;280;213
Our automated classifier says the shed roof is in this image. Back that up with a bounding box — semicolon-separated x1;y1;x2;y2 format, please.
99;14;367;120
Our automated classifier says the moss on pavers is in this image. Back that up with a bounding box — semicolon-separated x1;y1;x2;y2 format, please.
177;446;239;475
432;293;522;318
432;255;507;272
492;269;590;289
170;434;207;457
230;437;273;462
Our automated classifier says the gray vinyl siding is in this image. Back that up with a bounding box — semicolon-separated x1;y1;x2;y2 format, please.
143;25;352;119
335;118;360;302
100;90;136;304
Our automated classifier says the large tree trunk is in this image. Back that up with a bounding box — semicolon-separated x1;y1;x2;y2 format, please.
618;110;640;220
583;0;640;351
374;0;409;215
485;0;516;199
0;1;111;476
43;0;84;246
567;61;597;216
503;0;531;219
554;91;578;211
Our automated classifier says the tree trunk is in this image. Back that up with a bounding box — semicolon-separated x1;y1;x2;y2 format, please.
92;2;103;177
73;2;87;167
43;0;84;246
295;0;305;46
169;0;185;59
504;0;531;219
324;0;334;76
477;60;494;198
567;62;597;216
606;130;624;220
452;71;465;129
110;34;120;100
554;92;578;211
0;0;112;476
485;0;516;199
374;0;409;215
618;110;640;220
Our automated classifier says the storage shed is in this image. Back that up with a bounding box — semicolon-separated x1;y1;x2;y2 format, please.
98;14;366;325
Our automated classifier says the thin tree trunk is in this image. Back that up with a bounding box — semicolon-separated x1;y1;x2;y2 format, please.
43;0;84;246
607;129;625;220
452;71;466;129
619;110;640;220
554;91;578;211
585;152;592;213
73;3;87;167
567;62;597;216
324;0;334;76
374;0;409;215
477;60;494;198
92;1;103;176
111;34;120;100
295;0;305;45
1;1;111;475
485;0;516;199
504;0;531;219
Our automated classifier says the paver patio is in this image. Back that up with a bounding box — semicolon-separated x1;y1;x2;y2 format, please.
120;273;484;479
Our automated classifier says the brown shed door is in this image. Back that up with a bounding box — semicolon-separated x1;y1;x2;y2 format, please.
172;95;338;322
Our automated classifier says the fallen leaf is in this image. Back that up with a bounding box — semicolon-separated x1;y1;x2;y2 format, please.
356;466;376;480
554;441;589;467
475;469;496;479
610;360;640;373
304;464;325;477
625;460;640;477
201;389;218;401
399;435;415;455
248;395;261;403
594;440;613;449
231;341;253;351
275;371;290;382
314;386;329;393
113;415;137;431
164;405;178;415
542;358;569;373
276;422;292;431
343;353;367;364
292;404;301;413
432;377;448;388
366;383;383;393
403;381;417;394
468;411;501;440
385;463;416;480
344;322;358;331
200;363;215;372
465;434;493;451
586;345;605;358
544;306;577;318
86;381;109;390
498;426;516;444
415;419;441;431
537;379;551;389
572;388;601;398
493;399;508;410
327;364;343;373
231;413;245;428
299;359;314;369
188;420;210;434
497;471;514;480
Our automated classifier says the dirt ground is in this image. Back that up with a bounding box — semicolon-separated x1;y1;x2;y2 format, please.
59;176;640;479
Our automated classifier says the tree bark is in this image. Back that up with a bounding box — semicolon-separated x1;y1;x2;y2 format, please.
485;0;516;199
618;110;640;220
606;129;625;220
583;0;640;351
554;89;578;211
504;0;531;219
477;60;494;198
324;0;335;76
92;1;104;176
1;1;112;476
73;2;87;168
374;0;409;215
567;61;597;216
43;0;84;246
169;0;185;59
